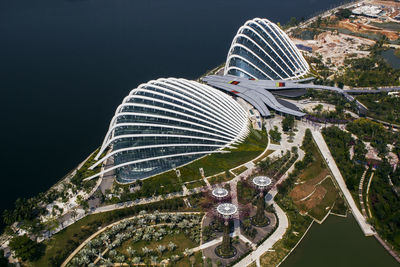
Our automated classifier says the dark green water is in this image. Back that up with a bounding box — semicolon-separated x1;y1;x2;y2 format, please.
280;215;398;267
382;49;400;69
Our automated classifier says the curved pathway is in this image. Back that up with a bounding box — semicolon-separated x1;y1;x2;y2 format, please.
233;202;289;267
61;212;201;267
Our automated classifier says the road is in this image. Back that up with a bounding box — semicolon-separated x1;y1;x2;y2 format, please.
311;130;375;236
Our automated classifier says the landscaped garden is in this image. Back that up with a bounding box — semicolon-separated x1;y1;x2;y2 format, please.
67;212;203;266
356;93;400;125
30;198;187;267
288;130;344;221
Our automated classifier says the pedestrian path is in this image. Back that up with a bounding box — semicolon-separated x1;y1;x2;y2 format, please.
312;130;374;236
358;167;368;218
233;202;289;267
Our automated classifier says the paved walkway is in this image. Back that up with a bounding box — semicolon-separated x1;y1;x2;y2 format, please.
365;171;375;218
234;202;289;267
358;167;369;218
312;130;375;236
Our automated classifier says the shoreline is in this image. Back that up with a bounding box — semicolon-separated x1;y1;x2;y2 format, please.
4;0;400;265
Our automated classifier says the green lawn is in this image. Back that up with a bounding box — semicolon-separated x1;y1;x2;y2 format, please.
231;165;248;176
177;128;268;180
253;149;275;164
260;195;313;266
307;178;341;221
185;179;206;190
291;136;344;221
208;172;231;185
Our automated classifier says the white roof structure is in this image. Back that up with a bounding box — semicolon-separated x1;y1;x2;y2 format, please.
217;203;238;217
86;78;249;183
212;188;229;198
253;176;272;188
352;5;383;18
225;18;309;80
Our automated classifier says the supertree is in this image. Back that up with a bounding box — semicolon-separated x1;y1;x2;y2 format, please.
251;176;272;227
215;203;237;258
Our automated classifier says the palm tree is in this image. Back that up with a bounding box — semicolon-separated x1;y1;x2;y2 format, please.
184;248;193;256
116;255;125;266
71;208;78;221
157;245;166;255
126;247;136;257
132;256;141;265
142;246;151;256
150;255;158;265
168;242;176;251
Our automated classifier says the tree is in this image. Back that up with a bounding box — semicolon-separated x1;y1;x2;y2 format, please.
126;247;136;257
0;249;8;267
221;221;232;255
269;126;282;143
132;257;141;264
282;115;295;132
9;235;44;262
254;192;268;226
336;8;352;19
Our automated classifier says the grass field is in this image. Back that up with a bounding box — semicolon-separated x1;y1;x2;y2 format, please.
208;172;231;185
179;128;268;180
185;179;206;190
253;149;275;164
289;138;343;221
231;165;248;176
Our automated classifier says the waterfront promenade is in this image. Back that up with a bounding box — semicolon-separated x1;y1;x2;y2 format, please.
311;130;375;236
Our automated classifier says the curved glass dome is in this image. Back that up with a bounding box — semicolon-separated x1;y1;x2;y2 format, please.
89;78;249;183
225;18;309;80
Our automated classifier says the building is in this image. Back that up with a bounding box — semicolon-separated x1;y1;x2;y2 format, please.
224;18;309;80
86;78;249;183
352;5;383;18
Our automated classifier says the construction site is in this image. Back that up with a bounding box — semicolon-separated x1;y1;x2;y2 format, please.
290;0;400;71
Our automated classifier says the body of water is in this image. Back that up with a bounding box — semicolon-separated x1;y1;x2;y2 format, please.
281;215;398;267
382;48;400;69
0;0;345;217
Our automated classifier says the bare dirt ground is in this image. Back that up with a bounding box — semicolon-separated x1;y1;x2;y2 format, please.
290;173;327;201
339;19;399;40
292;31;374;70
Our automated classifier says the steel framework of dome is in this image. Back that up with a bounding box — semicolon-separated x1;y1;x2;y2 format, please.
225;18;309;80
85;78;249;183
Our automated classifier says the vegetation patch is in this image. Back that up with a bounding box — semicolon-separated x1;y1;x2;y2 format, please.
64;213;202;266
322;126;366;194
30;198;186;267
208;172;232;185
253;149;275;165
231;165;248;176
287;129;343;221
185;180;206;190
356;93;400;125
